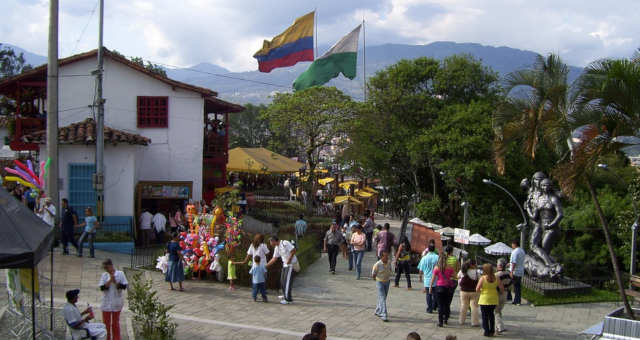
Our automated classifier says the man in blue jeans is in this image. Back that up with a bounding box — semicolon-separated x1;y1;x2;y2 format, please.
510;239;525;305
418;241;439;313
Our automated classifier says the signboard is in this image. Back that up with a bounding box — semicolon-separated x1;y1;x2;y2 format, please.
454;228;470;245
140;182;191;199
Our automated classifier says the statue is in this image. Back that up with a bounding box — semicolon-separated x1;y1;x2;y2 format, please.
522;173;564;279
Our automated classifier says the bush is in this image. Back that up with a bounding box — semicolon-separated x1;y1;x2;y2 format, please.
127;272;176;340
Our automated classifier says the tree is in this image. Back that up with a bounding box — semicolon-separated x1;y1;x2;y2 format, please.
228;103;272;148
494;54;573;174
262;86;355;205
553;53;640;319
0;44;31;80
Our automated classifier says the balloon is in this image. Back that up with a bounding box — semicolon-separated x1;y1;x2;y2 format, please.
26;160;34;173
14;160;41;187
44;158;51;177
3;176;36;189
5;167;40;189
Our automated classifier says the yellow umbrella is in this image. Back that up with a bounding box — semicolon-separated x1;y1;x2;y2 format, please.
227;147;303;174
334;195;363;205
355;189;373;198
363;186;379;194
338;181;359;190
318;177;335;186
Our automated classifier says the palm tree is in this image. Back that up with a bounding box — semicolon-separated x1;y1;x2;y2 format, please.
553;54;640;319
493;54;572;174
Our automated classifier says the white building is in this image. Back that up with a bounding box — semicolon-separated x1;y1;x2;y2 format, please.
0;48;243;230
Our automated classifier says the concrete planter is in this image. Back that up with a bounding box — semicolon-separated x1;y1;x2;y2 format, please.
602;307;640;339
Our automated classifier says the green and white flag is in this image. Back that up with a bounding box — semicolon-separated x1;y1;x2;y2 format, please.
293;24;361;91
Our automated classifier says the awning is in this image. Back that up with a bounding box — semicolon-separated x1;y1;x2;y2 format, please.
363;186;379;194
227;147;303;174
318;177;335;186
334;195;363;205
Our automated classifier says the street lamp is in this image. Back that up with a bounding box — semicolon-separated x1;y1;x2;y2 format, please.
597;163;639;278
440;171;470;229
482;178;528;250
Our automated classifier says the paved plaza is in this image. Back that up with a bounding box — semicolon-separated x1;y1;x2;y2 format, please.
0;218;622;339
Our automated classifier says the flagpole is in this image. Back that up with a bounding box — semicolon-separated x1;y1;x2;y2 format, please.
314;9;318;59
363;18;366;101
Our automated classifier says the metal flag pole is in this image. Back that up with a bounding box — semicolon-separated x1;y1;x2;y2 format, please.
314;9;318;59
362;18;366;101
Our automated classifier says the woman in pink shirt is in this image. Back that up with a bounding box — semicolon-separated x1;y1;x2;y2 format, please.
429;254;456;327
350;225;367;280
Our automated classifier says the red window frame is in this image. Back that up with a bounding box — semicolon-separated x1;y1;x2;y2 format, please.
137;96;168;128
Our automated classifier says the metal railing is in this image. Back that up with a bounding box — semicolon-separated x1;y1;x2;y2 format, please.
130;245;165;269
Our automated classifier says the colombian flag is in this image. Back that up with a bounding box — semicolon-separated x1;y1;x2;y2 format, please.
253;11;314;73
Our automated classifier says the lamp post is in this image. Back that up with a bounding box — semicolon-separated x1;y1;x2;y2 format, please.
597;163;639;279
483;179;528;250
440;171;470;229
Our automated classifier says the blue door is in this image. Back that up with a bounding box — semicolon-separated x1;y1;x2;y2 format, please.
68;163;96;219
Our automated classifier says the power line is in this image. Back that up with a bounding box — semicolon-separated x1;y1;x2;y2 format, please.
71;0;99;55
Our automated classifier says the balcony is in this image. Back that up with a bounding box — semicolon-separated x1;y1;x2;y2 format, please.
10;116;46;151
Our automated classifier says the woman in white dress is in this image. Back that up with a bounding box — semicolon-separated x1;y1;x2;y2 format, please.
235;233;270;268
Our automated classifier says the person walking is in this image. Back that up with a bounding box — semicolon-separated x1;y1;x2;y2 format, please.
445;245;460;289
295;214;308;241
375;223;396;259
510;239;525;305
249;256;268;302
372;251;393;322
266;236;298;304
477;263;504;337
458;259;481;327
363;210;375;251
418;241;439;313
495;258;513;334
99;259;128;340
394;236;412;289
60;198;79;255
152;211;167;244
343;225;354;271
429;252;456;327
350;225;366;280
139;209;153;247
76;207;99;258
324;221;346;274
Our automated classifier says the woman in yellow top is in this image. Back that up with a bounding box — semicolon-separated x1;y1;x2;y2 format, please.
476;263;504;337
393;236;412;289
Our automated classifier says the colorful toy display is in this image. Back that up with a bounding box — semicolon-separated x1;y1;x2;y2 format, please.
157;210;243;281
2;159;50;192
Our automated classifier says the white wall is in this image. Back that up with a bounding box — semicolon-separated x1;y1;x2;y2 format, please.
39;144;137;217
54;55;205;202
0;127;7;146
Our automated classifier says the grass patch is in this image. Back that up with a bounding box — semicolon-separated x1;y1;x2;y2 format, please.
523;287;621;306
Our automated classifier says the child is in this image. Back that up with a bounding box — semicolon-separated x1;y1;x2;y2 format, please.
407;332;421;340
227;259;237;291
249;255;268;302
372;251;393;322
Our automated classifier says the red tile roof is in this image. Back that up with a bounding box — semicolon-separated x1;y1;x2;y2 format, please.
22;118;151;146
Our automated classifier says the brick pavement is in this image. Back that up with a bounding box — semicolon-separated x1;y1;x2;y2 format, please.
0;221;624;339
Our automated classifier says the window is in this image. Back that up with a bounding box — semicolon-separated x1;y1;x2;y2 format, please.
137;96;168;128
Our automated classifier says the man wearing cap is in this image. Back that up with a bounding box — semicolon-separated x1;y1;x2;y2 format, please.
63;289;107;340
323;221;347;274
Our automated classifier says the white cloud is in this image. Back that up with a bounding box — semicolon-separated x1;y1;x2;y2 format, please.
1;0;638;72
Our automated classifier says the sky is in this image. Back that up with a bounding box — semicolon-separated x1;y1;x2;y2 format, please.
1;0;638;72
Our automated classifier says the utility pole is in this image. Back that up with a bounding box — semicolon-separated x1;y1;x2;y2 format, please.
46;0;59;337
94;0;105;221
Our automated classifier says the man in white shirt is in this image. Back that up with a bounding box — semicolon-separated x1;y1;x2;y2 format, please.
139;209;153;247
63;289;107;340
152;211;167;244
266;236;298;305
39;197;56;226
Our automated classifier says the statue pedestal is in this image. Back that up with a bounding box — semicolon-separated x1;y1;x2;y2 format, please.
524;275;592;297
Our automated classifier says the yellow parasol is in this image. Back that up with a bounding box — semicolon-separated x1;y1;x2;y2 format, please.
334;195;363;205
355;189;373;198
363;186;379;194
318;177;335;186
338;181;359;190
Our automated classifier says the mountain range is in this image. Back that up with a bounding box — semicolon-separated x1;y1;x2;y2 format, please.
4;41;583;104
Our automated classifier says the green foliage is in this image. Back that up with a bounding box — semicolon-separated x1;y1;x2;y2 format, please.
0;44;32;115
228;103;272;148
522;286;620;306
127;272;176;340
416;197;443;225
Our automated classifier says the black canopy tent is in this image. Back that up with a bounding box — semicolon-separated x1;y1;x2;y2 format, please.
0;187;54;339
